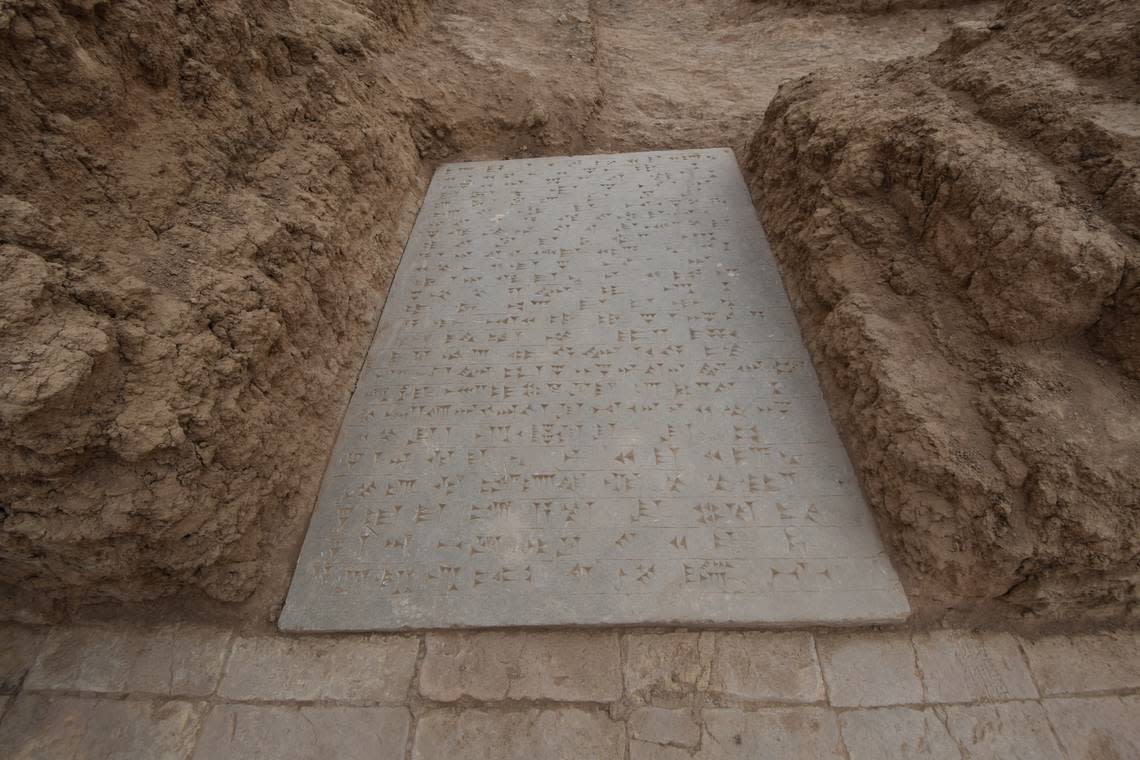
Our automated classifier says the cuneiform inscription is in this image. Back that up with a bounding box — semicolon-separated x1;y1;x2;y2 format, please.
281;149;907;631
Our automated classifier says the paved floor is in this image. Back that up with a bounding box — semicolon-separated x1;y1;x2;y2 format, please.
281;149;906;631
1;623;1138;758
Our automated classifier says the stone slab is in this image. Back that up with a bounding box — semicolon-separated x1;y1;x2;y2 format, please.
279;148;908;631
24;624;231;697
0;626;43;693
419;631;621;701
706;631;824;703
629;707;702;750
629;707;846;760
1021;630;1140;696
0;695;203;760
838;707;960;760
817;631;923;707
913;630;1037;703
942;702;1064;759
218;634;418;703
622;631;823;705
192;704;411;760
1044;695;1140;760
624;631;716;704
412;707;624;760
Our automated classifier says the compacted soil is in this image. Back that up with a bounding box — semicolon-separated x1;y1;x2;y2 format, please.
5;0;1136;629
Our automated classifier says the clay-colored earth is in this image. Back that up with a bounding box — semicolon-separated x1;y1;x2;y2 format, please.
1;0;1135;628
746;0;1139;623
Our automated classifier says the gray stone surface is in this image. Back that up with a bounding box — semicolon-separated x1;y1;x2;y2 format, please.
2;619;1138;759
279;148;907;631
621;631;823;704
419;631;621;701
0;695;203;760
942;702;1064;759
412;707;625;760
817;631;923;707
192;704;411;760
0;626;42;693
629;706;702;750
706;631;824;703
1021;630;1140;695
218;634;418;702
624;631;715;703
629;707;845;760
913;630;1037;703
1044;695;1140;760
24;625;231;696
838;707;961;760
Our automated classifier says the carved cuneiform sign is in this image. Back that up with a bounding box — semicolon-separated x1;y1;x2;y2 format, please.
279;148;909;631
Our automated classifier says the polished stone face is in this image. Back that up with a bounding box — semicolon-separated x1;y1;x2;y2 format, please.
279;148;908;631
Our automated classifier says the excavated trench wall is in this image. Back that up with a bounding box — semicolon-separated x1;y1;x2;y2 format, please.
765;0;987;11
0;0;434;607
745;0;1139;622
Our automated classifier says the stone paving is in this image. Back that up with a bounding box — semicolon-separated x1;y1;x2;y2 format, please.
1;622;1138;758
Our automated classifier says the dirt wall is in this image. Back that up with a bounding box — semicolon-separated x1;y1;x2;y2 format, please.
0;0;434;608
0;0;600;615
755;0;987;13
745;0;1140;622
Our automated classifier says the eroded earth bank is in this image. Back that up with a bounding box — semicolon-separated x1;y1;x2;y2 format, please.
746;0;1139;622
1;0;1134;627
